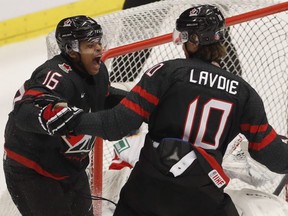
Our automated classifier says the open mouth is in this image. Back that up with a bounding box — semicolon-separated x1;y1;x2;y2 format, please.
93;56;101;64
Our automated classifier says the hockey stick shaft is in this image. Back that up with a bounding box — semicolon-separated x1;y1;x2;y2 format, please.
273;173;288;196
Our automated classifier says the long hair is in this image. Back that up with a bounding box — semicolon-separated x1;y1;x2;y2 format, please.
195;43;227;63
187;34;227;63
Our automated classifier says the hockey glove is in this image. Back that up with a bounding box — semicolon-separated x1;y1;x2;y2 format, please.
38;103;83;136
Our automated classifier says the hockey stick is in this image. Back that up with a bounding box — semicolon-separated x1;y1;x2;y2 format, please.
272;132;288;196
279;134;288;141
272;133;288;196
273;173;288;196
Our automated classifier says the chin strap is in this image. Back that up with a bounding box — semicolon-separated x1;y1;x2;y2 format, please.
69;52;89;75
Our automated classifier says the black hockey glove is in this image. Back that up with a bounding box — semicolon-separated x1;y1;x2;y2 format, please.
38;103;83;136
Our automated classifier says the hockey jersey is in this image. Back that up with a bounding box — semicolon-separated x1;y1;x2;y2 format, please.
76;57;288;174
4;53;125;181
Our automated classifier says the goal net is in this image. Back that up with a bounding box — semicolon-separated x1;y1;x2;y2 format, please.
43;0;287;215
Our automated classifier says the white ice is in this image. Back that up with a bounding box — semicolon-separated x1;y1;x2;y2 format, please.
0;36;48;195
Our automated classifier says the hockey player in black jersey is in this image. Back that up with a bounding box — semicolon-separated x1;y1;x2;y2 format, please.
3;15;127;215
32;5;288;216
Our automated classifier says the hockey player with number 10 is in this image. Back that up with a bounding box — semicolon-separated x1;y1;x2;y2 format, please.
37;5;288;216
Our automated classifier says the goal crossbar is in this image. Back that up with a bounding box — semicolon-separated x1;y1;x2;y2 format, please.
101;2;288;62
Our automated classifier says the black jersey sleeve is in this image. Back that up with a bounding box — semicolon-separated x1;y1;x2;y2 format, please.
104;86;128;109
240;87;288;173
75;104;143;141
75;61;173;140
12;66;76;134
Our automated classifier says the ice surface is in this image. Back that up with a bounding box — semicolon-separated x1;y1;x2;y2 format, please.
0;36;48;195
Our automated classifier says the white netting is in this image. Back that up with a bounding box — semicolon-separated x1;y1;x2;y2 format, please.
45;0;288;215
46;0;287;137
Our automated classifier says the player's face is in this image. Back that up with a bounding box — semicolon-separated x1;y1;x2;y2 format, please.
79;39;103;75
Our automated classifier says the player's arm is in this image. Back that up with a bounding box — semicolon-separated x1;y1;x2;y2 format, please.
75;100;143;140
13;70;82;135
105;85;129;109
240;87;288;174
13;88;82;136
75;62;171;141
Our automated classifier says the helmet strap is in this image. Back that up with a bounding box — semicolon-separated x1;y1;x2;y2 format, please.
184;41;199;59
72;53;91;76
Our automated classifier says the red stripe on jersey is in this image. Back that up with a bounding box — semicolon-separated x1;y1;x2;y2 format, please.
4;148;69;180
249;129;277;151
24;89;43;96
132;85;159;105
120;98;150;119
240;123;268;133
194;146;230;184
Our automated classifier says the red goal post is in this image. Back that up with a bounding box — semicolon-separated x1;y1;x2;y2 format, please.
44;1;288;215
102;2;288;61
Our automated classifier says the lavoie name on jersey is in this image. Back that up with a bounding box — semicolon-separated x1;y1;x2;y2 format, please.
189;69;239;95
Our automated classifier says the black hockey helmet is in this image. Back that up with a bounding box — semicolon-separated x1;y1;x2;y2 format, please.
55;15;103;54
173;5;225;45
